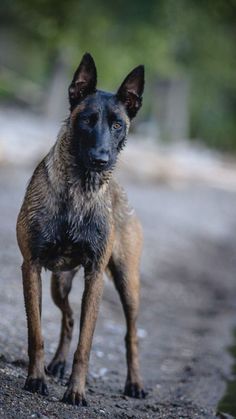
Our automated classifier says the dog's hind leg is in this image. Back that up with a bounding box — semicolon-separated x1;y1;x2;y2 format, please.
47;269;77;379
107;216;145;398
22;261;48;395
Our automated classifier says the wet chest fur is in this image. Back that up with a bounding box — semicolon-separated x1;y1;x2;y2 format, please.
30;199;110;271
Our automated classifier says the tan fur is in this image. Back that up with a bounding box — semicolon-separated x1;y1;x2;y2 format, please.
17;116;144;405
17;122;142;404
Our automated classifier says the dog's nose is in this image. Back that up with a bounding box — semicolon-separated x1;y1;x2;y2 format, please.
89;149;109;167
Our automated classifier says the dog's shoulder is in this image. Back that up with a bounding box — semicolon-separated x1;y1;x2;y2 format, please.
26;155;51;196
109;179;135;225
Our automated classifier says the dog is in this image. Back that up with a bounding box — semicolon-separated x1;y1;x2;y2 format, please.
17;53;145;406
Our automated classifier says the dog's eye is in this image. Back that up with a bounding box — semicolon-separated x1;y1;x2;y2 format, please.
82;117;90;124
112;122;122;130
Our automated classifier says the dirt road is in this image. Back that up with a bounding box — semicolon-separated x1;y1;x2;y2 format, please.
0;165;236;418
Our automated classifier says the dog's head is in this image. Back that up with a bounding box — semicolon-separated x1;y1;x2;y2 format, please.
68;53;144;172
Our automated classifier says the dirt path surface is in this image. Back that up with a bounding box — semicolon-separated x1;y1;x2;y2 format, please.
0;165;236;419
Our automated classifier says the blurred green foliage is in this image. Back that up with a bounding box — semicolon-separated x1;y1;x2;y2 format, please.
0;0;236;149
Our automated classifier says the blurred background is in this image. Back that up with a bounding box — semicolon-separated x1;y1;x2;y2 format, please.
0;1;236;418
0;0;236;149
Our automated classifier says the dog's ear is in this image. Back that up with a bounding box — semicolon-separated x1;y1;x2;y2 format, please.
116;65;144;119
68;53;97;110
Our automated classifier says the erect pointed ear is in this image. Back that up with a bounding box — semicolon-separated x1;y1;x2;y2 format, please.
68;53;97;111
116;65;144;119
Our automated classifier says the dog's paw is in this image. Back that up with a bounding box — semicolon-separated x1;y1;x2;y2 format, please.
47;359;66;379
124;381;146;399
62;386;88;406
24;377;49;396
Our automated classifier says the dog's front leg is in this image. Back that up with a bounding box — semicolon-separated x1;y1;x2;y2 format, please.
22;261;48;395
62;269;104;406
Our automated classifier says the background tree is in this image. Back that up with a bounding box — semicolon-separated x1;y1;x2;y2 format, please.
0;0;235;149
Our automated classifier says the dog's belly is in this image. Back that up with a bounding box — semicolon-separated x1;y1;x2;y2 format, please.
39;241;92;271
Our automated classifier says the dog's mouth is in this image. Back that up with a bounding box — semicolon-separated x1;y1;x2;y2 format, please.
86;158;112;173
88;164;110;173
90;161;108;171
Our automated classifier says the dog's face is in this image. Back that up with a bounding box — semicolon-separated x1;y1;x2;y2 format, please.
68;53;144;172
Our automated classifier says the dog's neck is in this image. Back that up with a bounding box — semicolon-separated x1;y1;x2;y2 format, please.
47;120;114;197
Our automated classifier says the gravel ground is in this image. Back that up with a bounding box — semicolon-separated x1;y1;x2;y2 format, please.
0;164;236;419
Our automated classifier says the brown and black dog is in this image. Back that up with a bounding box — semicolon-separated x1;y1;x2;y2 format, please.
17;53;145;406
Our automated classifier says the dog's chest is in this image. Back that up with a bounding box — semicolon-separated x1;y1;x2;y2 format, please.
34;201;109;271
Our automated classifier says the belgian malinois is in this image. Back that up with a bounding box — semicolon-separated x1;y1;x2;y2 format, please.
17;53;145;406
